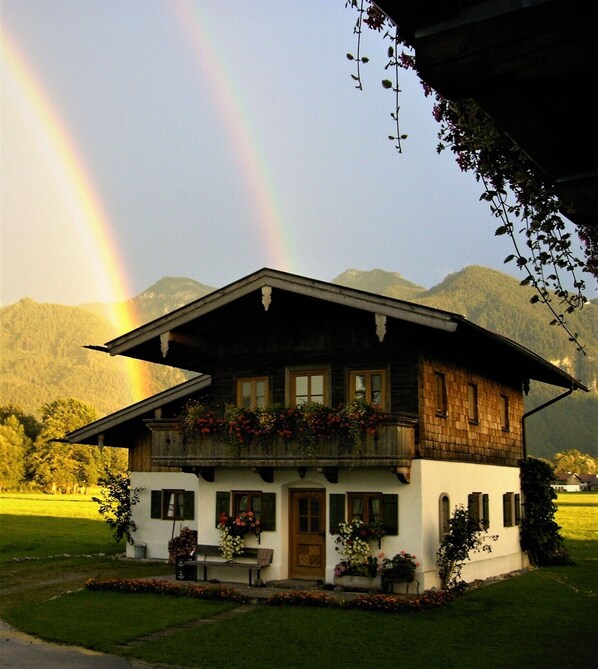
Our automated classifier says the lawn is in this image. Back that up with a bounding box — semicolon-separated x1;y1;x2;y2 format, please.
1;491;596;669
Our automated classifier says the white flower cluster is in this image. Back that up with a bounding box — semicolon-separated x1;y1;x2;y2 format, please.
218;524;245;561
335;519;372;566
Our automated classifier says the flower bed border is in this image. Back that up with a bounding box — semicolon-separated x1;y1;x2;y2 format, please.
85;578;453;613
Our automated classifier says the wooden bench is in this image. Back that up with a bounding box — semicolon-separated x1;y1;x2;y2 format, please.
184;544;273;586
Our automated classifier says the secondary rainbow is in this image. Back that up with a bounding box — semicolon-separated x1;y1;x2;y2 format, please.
170;0;295;272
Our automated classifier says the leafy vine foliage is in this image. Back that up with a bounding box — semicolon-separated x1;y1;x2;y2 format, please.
346;1;594;351
519;457;572;567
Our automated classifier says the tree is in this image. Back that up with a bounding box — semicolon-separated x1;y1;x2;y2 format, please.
552;449;598;475
0;415;29;491
27;398;98;493
92;470;142;544
0;405;42;441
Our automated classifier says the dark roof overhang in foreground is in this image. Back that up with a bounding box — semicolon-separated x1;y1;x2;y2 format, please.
98;268;587;392
372;0;598;232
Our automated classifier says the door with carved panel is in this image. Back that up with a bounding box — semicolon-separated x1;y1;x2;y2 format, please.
289;489;326;579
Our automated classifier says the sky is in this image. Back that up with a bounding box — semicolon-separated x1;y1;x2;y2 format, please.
2;0;595;312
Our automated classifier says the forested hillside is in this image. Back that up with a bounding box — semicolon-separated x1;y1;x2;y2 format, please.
0;299;188;418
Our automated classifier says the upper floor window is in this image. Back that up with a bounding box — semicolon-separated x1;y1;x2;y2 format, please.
500;394;510;431
237;377;269;408
434;371;447;417
289;368;328;405
468;383;479;424
349;370;386;407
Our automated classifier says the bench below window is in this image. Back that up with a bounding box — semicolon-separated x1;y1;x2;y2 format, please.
183;545;273;586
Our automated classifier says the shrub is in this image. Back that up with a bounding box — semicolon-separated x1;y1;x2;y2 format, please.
519;457;573;566
436;505;497;591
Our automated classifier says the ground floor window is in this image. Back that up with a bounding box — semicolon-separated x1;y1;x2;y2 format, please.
348;492;383;524
468;491;489;530
150;489;195;520
503;492;521;527
215;490;276;531
329;492;398;535
439;493;450;540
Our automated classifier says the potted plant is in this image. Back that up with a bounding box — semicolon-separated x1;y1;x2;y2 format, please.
380;551;418;584
332;519;384;592
167;526;197;563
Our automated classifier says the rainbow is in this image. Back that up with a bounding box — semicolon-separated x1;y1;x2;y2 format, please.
1;25;149;403
170;0;295;272
2;3;296;405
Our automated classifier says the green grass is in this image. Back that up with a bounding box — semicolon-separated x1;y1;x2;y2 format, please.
1;491;597;669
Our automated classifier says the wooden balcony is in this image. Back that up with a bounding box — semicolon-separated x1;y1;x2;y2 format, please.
145;418;416;483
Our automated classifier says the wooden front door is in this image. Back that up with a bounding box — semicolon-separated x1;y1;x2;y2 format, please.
289;489;326;580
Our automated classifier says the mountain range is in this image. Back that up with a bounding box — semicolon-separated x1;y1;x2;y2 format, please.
1;265;596;458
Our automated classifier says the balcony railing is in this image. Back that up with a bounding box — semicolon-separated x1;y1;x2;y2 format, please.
145;417;416;482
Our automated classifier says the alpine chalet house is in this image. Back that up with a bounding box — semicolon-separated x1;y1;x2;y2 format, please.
67;269;587;590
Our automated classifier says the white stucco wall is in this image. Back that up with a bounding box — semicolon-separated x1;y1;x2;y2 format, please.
127;471;199;560
415;459;528;590
128;461;528;590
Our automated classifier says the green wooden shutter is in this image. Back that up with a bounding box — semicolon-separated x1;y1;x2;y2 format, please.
382;494;398;535
483;494;490;530
329;494;346;534
183;491;195;520
502;493;510;526
260;492;276;531
150;490;162;519
215;491;230;527
467;493;476;520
